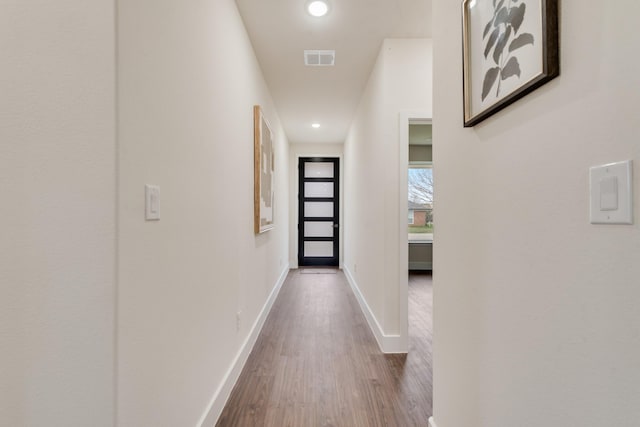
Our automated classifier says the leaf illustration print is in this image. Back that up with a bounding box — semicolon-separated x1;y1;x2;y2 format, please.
481;0;535;101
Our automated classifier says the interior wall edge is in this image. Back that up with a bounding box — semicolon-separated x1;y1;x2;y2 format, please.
343;266;408;354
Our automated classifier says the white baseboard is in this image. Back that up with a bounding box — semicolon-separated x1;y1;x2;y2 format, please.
197;265;290;427
428;416;438;427
343;266;408;354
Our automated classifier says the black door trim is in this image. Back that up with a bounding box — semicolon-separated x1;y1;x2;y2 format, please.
298;157;339;267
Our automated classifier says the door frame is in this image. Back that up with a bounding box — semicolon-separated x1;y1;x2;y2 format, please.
399;111;432;351
288;147;344;269
297;157;340;267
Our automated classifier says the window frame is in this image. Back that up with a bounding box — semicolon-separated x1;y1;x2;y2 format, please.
408;161;433;243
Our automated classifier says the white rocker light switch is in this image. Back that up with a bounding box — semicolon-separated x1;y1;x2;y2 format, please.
590;160;633;224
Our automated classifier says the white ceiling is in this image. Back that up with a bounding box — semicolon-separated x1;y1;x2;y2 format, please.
235;0;432;144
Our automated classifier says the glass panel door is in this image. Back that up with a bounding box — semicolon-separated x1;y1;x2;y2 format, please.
298;157;339;266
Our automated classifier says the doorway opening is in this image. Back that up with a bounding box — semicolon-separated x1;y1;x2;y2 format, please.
407;122;433;270
399;111;434;417
298;157;340;267
398;112;432;348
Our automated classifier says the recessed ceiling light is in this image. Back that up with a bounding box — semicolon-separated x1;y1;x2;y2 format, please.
312;123;321;128
307;0;329;17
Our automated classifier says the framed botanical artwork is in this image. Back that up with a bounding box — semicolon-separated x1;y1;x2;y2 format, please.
254;105;275;234
462;0;559;127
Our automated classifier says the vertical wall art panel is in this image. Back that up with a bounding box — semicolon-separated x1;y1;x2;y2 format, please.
254;105;275;233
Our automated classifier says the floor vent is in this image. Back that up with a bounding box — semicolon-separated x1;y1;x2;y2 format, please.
304;50;335;66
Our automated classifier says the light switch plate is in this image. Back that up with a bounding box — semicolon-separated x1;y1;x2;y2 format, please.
589;160;633;224
145;184;160;221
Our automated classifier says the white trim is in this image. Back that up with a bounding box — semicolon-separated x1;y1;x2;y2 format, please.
343;266;408;354
428;416;438;427
289;149;344;269
197;264;290;427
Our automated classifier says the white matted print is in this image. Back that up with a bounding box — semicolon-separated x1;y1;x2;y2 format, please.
462;0;559;127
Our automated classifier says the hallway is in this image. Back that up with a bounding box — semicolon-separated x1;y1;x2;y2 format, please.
216;269;433;426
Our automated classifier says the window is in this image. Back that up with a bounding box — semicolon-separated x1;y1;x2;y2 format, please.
408;162;433;242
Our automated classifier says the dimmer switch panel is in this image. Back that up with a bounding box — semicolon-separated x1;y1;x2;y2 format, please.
590;160;633;224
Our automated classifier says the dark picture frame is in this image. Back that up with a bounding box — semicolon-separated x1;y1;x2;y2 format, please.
254;105;275;234
462;0;559;127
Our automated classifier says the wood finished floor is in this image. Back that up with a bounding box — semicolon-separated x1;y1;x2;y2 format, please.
215;269;433;427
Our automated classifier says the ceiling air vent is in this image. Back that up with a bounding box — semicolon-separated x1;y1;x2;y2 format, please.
304;50;335;66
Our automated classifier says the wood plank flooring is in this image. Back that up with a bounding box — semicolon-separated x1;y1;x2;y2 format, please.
215;269;433;427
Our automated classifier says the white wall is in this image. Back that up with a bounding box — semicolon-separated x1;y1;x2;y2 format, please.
432;1;640;426
0;1;116;426
288;143;344;268
2;1;290;425
344;39;433;352
117;0;289;425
